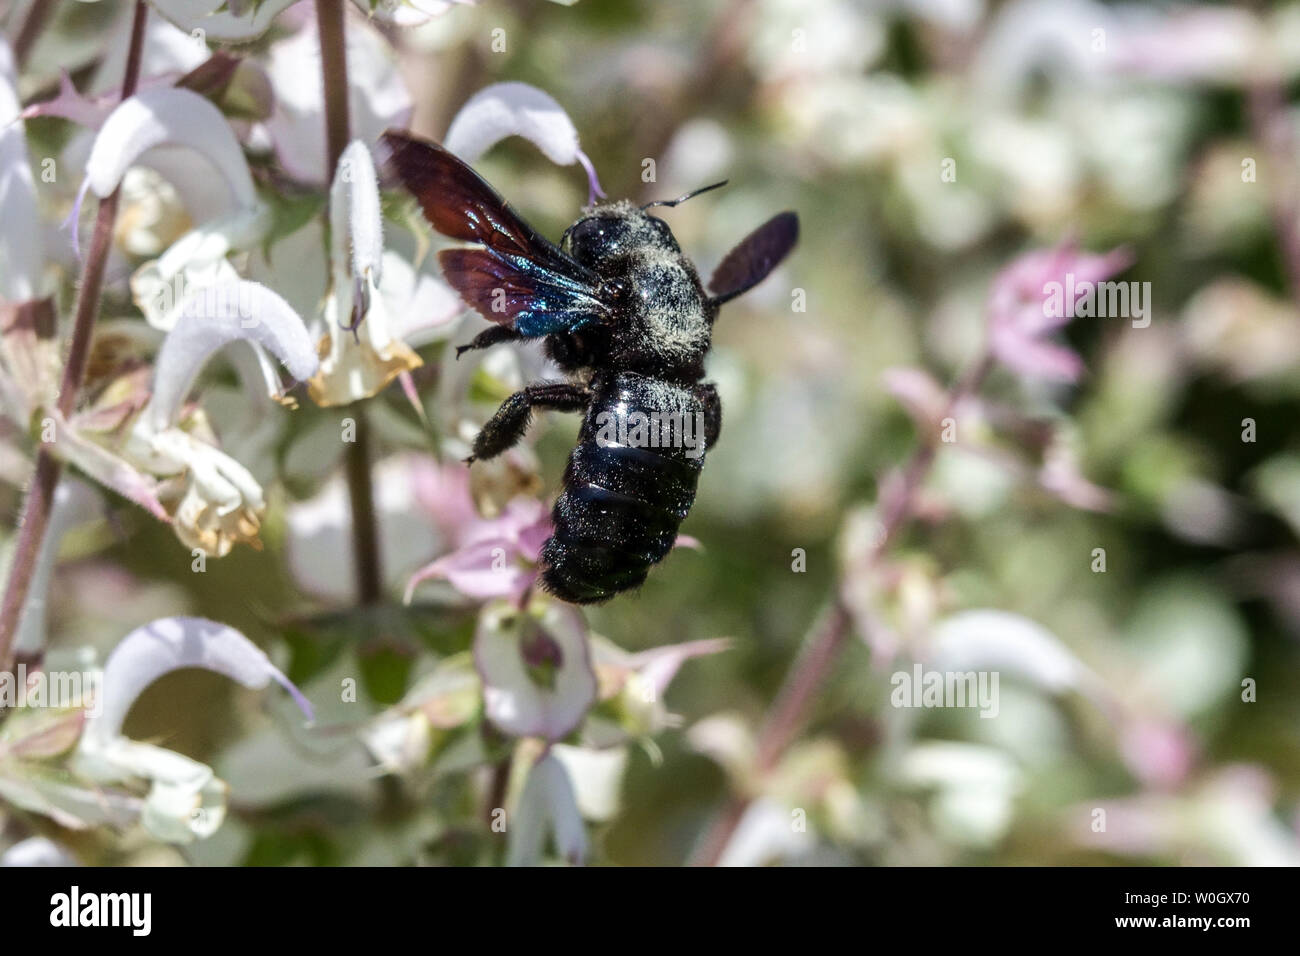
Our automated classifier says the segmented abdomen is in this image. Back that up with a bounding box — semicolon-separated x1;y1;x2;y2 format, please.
541;372;705;604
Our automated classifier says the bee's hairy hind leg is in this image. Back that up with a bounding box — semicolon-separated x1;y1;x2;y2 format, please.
455;325;524;359
468;382;592;463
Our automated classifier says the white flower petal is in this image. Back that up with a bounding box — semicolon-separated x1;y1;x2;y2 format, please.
144;280;318;431
0;836;77;867
474;600;597;741
928;609;1100;697
85;87;257;208
286;454;445;602
331;140;384;288
550;744;628;822
445;82;584;165
362;0;461;27
264;16;411;184
506;753;588;866
0;39;45;301
148;0;302;43
83;615;312;746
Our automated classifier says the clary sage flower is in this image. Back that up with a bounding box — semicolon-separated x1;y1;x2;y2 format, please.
73;616;312;843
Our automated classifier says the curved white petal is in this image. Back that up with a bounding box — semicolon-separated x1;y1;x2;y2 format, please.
506;753;588;866
445;82;583;165
474;600;597;741
83;616;313;746
145;280;318;431
148;0;302;43
85;87;257;208
928;609;1100;698
0;39;45;301
331;140;384;288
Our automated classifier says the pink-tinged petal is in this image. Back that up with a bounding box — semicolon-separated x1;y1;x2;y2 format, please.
987;240;1131;383
85;616;313;747
408;458;478;543
47;415;170;521
22;72;108;127
397;370;426;424
1120;717;1196;789
514;507;555;563
474;600;596;741
505;752;588;866
404;538;535;603
989;326;1085;383
627;637;731;699
2;708;87;761
672;534;703;551
882;366;948;428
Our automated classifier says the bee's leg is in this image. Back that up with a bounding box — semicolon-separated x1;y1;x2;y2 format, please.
468;382;592;463
694;383;722;448
455;325;524;359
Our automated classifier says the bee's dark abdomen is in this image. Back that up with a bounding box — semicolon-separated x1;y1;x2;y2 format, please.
541;373;705;604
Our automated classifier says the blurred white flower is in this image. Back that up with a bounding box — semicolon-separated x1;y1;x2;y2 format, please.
263;11;412;185
0;39;44;304
123;281;318;554
506;752;587;866
76;616;312;843
78;86;270;329
474;598;597;741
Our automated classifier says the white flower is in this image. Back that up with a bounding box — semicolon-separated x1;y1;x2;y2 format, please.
445;82;606;204
125;280;318;554
474;598;597;741
76;616;312;844
308;140;459;406
80;86;269;330
505;752;588;866
0;39;44;303
263;12;412;185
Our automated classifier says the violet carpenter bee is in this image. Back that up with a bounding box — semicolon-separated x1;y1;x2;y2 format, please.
380;129;798;604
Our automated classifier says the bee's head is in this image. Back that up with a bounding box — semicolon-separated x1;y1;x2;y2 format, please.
562;202;679;268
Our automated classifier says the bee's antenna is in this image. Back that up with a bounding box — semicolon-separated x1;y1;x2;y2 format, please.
641;180;729;210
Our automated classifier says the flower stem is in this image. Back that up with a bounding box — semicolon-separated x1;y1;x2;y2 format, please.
11;0;55;70
344;408;382;604
316;0;352;173
691;352;994;866
0;1;148;675
315;0;382;605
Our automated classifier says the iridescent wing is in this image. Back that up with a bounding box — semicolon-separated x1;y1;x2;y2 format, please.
380;129;615;337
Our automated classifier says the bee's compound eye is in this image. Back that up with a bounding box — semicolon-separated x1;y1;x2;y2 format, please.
645;215;680;251
566;216;634;266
